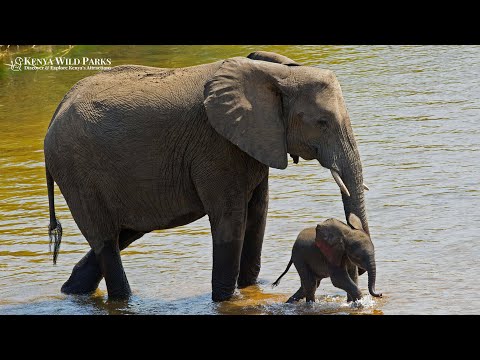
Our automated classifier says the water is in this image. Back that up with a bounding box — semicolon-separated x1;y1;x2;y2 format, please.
0;45;479;314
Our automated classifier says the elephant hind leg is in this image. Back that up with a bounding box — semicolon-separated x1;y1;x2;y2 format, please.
286;266;318;303
118;229;145;250
62;229;144;295
302;273;318;303
61;249;102;295
292;263;317;303
97;239;131;300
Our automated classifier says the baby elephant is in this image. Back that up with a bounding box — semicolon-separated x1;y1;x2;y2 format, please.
273;213;382;303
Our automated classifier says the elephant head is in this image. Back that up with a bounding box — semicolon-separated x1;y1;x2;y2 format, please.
315;213;381;297
204;55;370;234
246;51;301;66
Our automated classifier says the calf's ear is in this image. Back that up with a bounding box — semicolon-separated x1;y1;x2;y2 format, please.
315;222;345;267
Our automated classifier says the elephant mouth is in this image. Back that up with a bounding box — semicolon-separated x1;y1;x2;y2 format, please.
290;154;300;164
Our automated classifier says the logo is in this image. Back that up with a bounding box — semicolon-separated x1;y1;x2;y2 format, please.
4;56;112;72
5;58;23;71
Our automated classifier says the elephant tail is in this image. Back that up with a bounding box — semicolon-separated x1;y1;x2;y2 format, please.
272;259;293;288
46;166;62;265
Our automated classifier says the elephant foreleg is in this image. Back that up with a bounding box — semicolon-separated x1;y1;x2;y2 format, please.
329;264;362;302
238;175;268;288
210;207;248;302
346;263;359;302
61;229;144;295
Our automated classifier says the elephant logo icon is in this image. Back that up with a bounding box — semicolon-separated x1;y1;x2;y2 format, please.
5;58;23;71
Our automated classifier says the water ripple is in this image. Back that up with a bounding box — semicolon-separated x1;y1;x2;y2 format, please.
1;45;479;314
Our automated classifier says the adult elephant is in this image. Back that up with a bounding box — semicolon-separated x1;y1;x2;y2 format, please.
44;51;370;301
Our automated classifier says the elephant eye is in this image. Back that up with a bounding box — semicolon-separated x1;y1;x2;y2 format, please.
317;119;328;126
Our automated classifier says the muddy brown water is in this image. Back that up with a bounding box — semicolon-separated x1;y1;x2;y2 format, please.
0;45;479;314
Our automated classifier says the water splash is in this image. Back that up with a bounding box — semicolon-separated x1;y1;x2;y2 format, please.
346;295;377;309
237;294;383;315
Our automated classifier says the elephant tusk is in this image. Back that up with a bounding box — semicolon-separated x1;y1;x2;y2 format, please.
363;183;370;191
330;169;350;197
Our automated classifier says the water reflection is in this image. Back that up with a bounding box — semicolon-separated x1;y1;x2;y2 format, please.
0;284;384;315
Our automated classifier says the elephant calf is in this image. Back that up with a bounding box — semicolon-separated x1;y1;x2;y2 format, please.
272;213;382;303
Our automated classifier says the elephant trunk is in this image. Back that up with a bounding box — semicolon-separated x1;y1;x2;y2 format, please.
367;259;382;298
339;128;370;235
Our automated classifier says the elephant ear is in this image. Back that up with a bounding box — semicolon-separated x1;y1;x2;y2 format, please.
315;220;346;267
247;51;300;66
204;57;290;169
348;213;364;231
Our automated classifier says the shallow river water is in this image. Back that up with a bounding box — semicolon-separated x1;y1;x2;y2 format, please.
0;45;479;314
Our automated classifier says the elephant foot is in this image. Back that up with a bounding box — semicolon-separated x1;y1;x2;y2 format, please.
237;262;260;288
286;298;298;303
237;276;258;289
95;241;132;301
104;268;132;301
212;286;235;302
61;250;102;295
61;277;101;295
346;294;362;302
106;286;132;301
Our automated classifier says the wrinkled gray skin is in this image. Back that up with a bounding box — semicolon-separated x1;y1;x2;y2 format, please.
272;214;381;303
44;51;370;302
